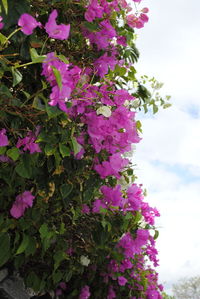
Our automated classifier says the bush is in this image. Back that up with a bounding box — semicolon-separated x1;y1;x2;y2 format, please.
0;0;168;297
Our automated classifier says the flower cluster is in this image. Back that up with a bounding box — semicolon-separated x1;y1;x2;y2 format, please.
18;9;70;40
10;191;35;219
41;52;81;112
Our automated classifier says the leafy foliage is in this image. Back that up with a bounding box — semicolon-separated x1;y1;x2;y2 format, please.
0;0;169;298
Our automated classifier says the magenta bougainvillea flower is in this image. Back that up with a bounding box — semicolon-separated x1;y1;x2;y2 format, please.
18;13;41;35
45;10;70;40
84;0;104;22
0;128;9;147
118;276;128;286
10;191;35;219
79;285;90;299
16;130;41;154
0;16;4;30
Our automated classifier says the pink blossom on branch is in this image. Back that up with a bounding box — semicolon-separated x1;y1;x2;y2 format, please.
18;13;41;35
0;128;9;147
45;10;70;40
16;130;41;154
10;191;35;219
79;285;91;299
0;16;4;30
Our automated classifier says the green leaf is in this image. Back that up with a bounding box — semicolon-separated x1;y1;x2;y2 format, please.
44;143;56;156
25;237;37;257
56;54;69;64
30;48;46;63
6;147;20;161
0;233;10;267
16;234;29;255
45;104;63;119
15;155;32;178
1;0;8;14
0;146;6;154
59;143;70;158
71;136;80;155
53;250;66;270
127;168;133;176
52;270;63;284
154;230;159;240
26;272;42;292
11;67;22;87
32;96;46;111
39;223;48;239
60;184;73;199
0;32;7;45
51;66;62;90
84;21;99;32
153;103;158;114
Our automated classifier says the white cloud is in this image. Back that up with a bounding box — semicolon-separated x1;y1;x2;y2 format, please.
135;105;200;176
131;0;200;294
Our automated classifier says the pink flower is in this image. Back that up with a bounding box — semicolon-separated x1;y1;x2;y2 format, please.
141;7;149;13
45;10;70;40
118;276;128;286
10;191;35;219
79;285;90;299
0;16;4;30
0;155;12;163
59;282;67;290
81;204;90;214
16;130;41;154
84;0;104;22
18;13;41;35
0;128;9;147
107;286;116;299
94;153;129;179
94;52;118;78
139;13;149;23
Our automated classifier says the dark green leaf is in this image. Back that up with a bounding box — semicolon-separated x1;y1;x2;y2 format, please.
0;233;10;267
16;234;29;255
15;155;32;178
59;143;70;158
60;184;73;199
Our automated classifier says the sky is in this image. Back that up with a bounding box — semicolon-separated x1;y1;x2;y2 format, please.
134;0;200;294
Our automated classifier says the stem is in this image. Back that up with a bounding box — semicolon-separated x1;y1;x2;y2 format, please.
40;37;49;55
14;61;37;69
3;28;21;46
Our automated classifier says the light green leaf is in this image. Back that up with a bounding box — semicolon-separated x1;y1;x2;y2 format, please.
11;67;22;87
59;143;70;158
0;146;6;155
0;33;7;45
51;66;62;90
30;48;46;63
6;147;20;161
71;137;80;155
2;0;8;14
56;54;69;64
44;143;56;156
39;224;48;239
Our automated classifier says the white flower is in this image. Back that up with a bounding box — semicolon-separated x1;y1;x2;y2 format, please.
96;106;112;118
80;255;90;267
